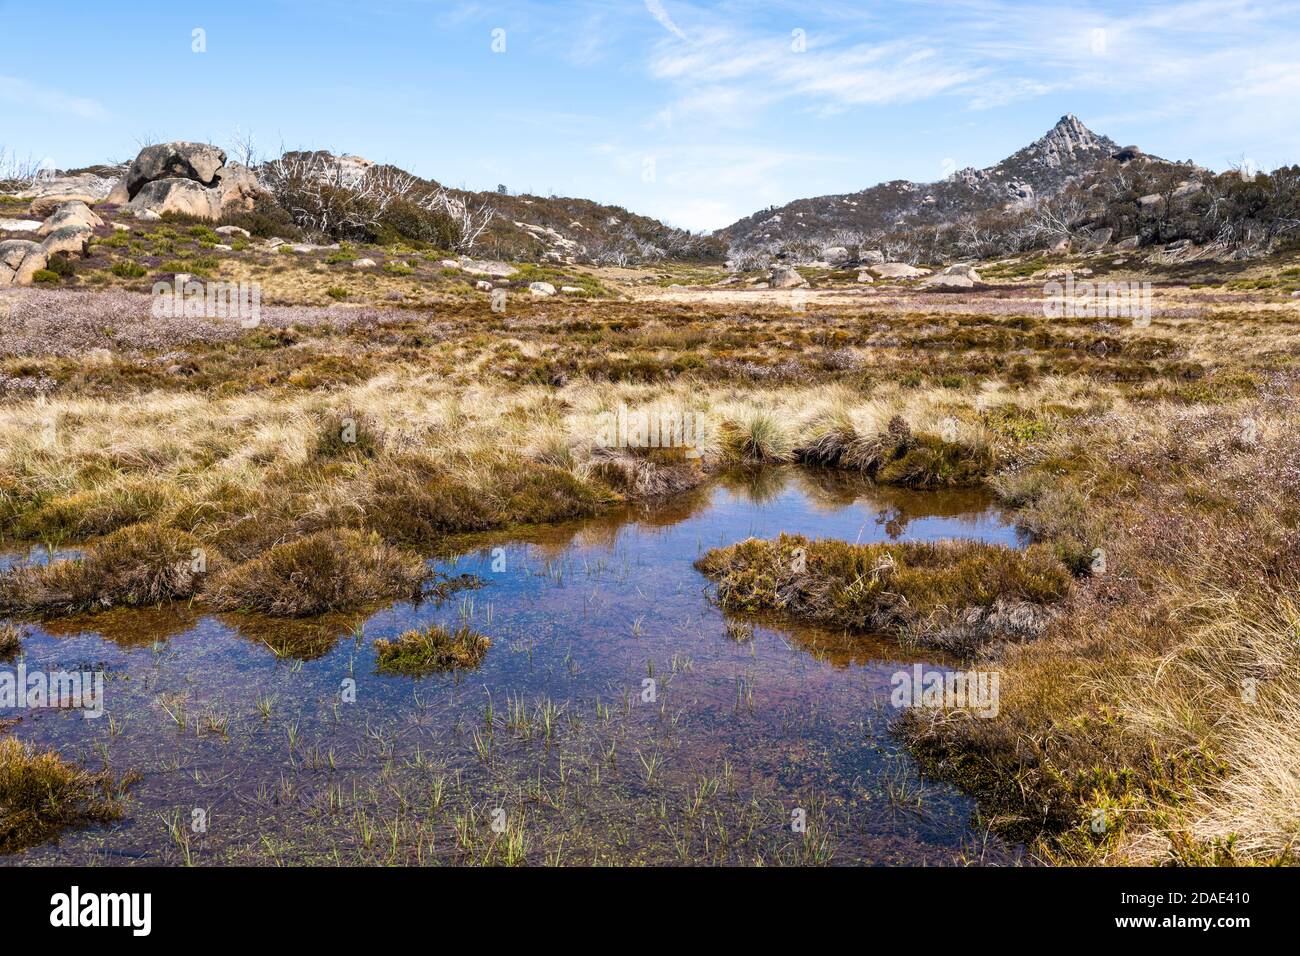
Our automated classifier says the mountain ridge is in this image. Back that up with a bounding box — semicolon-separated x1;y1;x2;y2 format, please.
717;114;1185;254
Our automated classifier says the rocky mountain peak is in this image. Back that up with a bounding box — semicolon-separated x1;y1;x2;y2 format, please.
718;112;1190;253
1021;114;1114;169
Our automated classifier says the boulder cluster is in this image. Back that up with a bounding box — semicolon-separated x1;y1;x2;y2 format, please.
0;200;104;287
2;142;266;287
105;142;261;220
756;247;981;293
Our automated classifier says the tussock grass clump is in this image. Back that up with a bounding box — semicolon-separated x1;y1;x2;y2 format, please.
0;737;122;854
206;529;425;617
375;624;491;674
0;523;205;615
875;432;993;489
795;414;991;488
723;618;755;642
110;260;147;279
792;407;871;468
366;466;496;541
586;447;707;499
364;456;606;546
696;533;1070;652
311;411;382;461
18;478;178;540
0;622;20;659
719;412;794;463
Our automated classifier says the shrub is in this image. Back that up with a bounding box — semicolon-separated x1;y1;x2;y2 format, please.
95;230;130;249
259;153;486;247
186;225;221;244
326;286;348;300
110;260;147;278
217;194;302;240
44;255;76;279
31;269;61;285
368;198;459;248
205;529;426;616
374;624;491;674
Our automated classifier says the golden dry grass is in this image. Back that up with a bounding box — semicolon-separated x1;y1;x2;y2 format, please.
3;272;1300;863
0;736;122;854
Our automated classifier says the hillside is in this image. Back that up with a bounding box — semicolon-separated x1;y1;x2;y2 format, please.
719;115;1205;261
7;117;1297;270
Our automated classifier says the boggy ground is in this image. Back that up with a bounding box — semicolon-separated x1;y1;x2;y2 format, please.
1;243;1299;863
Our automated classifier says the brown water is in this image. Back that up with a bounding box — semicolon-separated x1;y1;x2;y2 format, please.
2;467;1027;865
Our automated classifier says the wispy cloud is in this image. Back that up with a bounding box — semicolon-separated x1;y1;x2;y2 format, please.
637;0;1300;128
0;76;109;121
590;139;847;229
644;0;687;39
648;26;982;126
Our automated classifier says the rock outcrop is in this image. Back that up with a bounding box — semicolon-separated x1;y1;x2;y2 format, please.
922;263;981;288
770;266;808;289
106;142;263;220
0;240;49;287
41;226;93;258
36;201;102;237
19;172;117;217
108;142;227;202
459;258;518;278
871;262;930;279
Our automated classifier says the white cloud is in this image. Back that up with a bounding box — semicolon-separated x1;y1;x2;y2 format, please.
656;198;736;232
636;0;1300;138
644;0;687;40
646;27;983;133
592;140;843;229
0;76;109;121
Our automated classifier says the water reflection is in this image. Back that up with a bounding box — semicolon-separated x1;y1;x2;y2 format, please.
3;467;1025;865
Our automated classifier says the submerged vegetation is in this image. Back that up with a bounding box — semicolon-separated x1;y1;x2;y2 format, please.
374;623;492;674
3;235;1300;864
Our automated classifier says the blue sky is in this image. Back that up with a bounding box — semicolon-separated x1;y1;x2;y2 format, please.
4;0;1299;231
